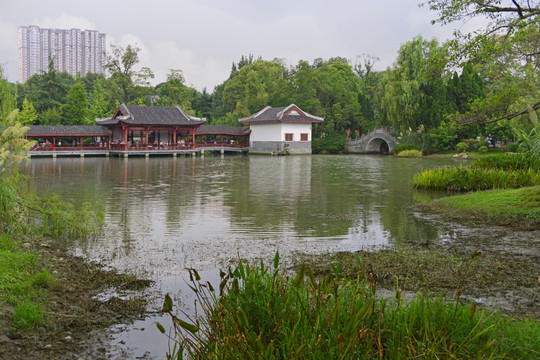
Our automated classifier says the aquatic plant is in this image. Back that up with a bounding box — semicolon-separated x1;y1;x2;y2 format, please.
413;153;540;191
158;252;540;359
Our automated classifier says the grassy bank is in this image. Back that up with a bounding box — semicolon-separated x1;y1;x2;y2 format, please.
161;253;540;359
0;236;152;359
0;234;49;329
425;186;540;230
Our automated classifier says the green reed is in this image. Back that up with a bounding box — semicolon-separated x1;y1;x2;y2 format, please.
158;252;539;359
413;153;540;191
412;166;540;191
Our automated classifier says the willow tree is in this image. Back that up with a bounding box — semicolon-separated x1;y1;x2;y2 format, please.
381;36;446;131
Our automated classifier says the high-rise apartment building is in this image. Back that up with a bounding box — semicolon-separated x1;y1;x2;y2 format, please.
18;25;106;83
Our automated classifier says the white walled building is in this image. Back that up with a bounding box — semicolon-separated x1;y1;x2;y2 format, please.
239;104;324;154
18;25;106;83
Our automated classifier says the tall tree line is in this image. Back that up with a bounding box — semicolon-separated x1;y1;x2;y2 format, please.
3;0;538;153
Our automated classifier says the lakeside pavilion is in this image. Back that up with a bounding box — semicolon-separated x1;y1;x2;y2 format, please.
25;104;251;156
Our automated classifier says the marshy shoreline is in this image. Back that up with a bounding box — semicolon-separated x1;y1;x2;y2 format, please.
0;239;152;360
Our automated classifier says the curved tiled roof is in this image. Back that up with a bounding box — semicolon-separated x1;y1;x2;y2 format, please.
96;104;206;126
25;125;111;136
239;104;324;124
196;125;250;135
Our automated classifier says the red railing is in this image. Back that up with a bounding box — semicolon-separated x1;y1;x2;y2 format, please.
109;141;248;151
30;145;108;151
29;141;249;152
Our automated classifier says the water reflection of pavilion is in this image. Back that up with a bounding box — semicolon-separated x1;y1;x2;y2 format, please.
25;104;251;157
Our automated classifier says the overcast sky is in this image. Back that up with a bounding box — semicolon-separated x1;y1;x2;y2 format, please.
0;0;478;91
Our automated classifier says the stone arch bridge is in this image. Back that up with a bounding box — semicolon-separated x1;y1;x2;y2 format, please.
347;128;398;154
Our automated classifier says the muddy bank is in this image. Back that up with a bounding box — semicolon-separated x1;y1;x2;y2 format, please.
0;239;152;360
295;245;539;319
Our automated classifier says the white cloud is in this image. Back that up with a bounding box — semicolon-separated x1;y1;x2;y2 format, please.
34;13;98;31
0;16;18;80
1;0;487;88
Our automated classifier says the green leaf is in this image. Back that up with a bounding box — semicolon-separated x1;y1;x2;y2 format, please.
273;251;280;270
173;317;199;334
162;294;173;313
293;264;305;288
156;322;166;334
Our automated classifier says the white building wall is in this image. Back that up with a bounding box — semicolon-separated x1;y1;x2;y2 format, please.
281;122;312;142
250;123;282;142
250;122;312;142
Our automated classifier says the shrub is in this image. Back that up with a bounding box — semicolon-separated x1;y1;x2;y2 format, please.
507;142;519;152
312;133;347;154
393;143;419;155
478;145;488;153
455;142;469;153
476;140;489;149
396;149;423;158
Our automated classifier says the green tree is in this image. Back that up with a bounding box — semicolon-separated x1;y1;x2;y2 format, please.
105;44;154;104
16;98;38;125
0;67;17;121
61;79;89;125
221;60;292;125
423;0;540;124
39;107;62;125
381;36;446;132
17;58;73;114
88;80;110;120
157;69;195;110
291;60;322;116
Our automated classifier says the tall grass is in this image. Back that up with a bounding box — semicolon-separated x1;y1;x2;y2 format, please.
472;153;539;171
158;253;540;359
413;166;540;191
413;153;540;191
0;233;51;329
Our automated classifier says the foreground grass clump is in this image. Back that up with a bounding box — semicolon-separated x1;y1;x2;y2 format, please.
428;186;540;229
159;253;540;360
0;234;50;329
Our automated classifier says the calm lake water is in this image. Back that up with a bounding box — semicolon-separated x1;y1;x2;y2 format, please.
23;154;470;357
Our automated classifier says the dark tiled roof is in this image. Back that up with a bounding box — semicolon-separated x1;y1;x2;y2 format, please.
97;104;206;126
239;104;324;124
25;125;111;136
197;125;251;135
